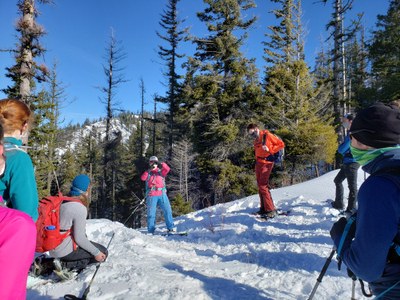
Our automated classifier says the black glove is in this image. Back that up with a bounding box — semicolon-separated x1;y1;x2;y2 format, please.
330;214;357;254
330;217;347;243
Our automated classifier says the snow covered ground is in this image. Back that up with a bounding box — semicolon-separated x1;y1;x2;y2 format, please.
27;169;370;300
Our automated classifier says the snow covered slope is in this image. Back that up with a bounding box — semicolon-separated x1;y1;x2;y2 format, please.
27;169;370;300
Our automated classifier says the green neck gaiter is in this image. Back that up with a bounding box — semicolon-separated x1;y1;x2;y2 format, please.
350;145;400;166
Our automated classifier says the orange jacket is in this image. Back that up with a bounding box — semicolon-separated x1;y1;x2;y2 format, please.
253;129;285;163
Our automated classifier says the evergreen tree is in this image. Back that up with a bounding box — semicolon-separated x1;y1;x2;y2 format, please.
2;0;50;104
263;0;296;69
118;116;146;228
74;126;103;218
368;0;400;102
180;0;262;205
313;41;333;85
346;28;368;108
156;0;187;159
262;0;337;182
171;194;194;217
29;61;63;198
58;149;80;193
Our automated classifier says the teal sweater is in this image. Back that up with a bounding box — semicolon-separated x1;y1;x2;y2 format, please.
0;137;39;221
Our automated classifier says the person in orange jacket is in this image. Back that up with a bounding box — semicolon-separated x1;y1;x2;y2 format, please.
247;123;285;218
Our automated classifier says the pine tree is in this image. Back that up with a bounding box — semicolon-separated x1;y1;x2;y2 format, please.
156;0;187;159
2;0;50;104
262;0;337;182
29;61;63;198
180;0;262;205
171;194;193;217
118;116;146;228
368;0;400;102
346;28;368;108
263;0;296;69
58;149;80;193
74;126;103;218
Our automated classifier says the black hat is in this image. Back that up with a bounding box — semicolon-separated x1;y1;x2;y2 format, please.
350;102;400;148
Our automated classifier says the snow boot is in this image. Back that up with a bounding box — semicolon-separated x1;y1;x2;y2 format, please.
53;259;77;281
30;256;55;277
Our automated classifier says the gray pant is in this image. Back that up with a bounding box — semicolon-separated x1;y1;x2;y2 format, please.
333;162;360;211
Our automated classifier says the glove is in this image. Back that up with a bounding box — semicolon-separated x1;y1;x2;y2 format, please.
330;217;347;245
330;214;357;254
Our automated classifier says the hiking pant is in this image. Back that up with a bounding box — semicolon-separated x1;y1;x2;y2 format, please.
255;161;275;212
60;241;108;270
333;162;360;211
146;193;174;233
0;207;36;300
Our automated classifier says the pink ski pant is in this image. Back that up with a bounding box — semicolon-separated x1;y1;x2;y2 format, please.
0;207;36;300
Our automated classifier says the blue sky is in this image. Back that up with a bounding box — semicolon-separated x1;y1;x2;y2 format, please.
0;0;390;126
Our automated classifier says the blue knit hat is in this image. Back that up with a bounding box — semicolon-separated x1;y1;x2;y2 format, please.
70;174;91;196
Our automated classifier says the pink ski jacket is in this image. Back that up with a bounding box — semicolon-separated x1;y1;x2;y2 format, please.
141;162;170;196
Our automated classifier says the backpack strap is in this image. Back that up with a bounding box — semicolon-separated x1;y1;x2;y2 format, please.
3;143;30;153
146;170;166;195
262;132;267;146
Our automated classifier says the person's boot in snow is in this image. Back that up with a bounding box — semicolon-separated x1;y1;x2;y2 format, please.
30;256;55;277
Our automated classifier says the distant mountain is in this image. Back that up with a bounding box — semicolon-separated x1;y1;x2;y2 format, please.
57;115;139;155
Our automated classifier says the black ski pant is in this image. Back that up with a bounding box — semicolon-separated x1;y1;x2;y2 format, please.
60;241;108;271
333;162;360;211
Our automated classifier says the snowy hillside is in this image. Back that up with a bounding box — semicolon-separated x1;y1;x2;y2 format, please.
27;169;370;300
58;118;135;155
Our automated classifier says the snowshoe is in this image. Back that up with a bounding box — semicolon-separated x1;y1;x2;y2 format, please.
53;259;78;281
256;209;291;220
30;255;55;277
162;230;188;236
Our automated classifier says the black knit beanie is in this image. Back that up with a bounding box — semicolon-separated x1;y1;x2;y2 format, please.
350;102;400;148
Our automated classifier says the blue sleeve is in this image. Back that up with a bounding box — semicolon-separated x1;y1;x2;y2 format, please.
7;152;39;221
338;136;351;156
341;176;400;282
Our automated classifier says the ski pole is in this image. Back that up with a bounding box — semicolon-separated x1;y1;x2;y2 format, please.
64;197;145;300
307;248;336;300
121;196;146;227
351;278;356;300
64;234;114;300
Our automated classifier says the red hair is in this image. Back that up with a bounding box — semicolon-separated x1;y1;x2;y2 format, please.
0;99;33;134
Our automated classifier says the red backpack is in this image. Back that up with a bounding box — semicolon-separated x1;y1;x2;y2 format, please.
35;193;81;253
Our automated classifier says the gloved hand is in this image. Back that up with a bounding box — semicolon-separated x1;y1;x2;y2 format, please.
330;217;347;244
330;214;357;254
